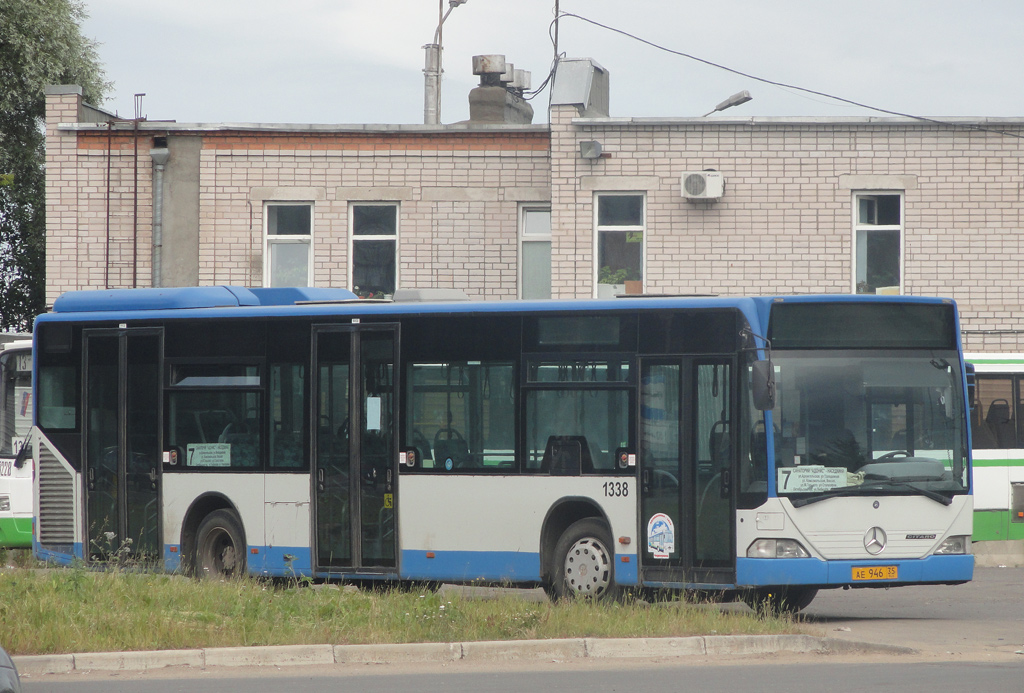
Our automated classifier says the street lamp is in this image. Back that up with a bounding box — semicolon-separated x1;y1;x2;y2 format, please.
424;0;468;125
701;90;752;117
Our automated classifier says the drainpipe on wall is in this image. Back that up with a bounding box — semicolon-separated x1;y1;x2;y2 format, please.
149;146;170;288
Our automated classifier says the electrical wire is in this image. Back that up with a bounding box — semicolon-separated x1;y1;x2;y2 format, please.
539;11;1024;140
522;10;562;101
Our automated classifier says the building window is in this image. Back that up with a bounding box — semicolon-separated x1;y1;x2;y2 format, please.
265;204;312;287
854;193;902;294
595;193;644;297
520;206;551;299
351;204;397;299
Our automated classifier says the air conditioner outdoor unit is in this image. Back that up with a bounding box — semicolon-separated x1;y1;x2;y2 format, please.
681;171;725;200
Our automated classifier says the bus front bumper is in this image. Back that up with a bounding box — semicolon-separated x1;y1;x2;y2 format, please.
736;554;974;588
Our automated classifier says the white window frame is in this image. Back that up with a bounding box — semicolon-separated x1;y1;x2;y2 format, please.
264;202;313;287
594;192;646;298
519;204;552;299
852;192;904;295
349;202;399;299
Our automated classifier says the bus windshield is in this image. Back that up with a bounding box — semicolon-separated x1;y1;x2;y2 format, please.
1;347;32;457
772;350;969;502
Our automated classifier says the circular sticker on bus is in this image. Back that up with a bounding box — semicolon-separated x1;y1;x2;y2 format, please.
444;457;454;471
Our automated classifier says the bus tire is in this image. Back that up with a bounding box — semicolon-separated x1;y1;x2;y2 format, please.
195;509;246;579
550;518;616;601
741;586;818;616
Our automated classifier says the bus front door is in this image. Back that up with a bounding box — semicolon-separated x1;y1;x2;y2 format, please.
313;325;398;573
639;359;735;586
83;329;162;562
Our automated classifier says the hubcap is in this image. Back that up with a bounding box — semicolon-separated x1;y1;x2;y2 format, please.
563;537;611;597
202;528;237;576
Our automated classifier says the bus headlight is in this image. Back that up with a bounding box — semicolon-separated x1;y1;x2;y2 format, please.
934;536;970;555
0;495;9;512
746;538;810;559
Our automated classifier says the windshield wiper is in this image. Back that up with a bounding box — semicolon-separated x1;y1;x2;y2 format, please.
790;479;953;508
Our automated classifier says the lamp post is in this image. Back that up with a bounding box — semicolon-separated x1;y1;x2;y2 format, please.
701;90;752;117
423;0;468;125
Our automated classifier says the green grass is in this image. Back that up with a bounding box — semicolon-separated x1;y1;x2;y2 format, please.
0;560;805;656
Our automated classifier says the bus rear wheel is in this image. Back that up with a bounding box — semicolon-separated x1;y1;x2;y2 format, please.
195;510;246;579
741;586;818;616
550;519;616;600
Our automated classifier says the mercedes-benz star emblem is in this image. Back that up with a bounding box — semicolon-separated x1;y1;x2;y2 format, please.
864;526;887;555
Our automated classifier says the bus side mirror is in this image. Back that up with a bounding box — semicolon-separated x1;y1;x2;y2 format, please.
13;440;31;469
965;362;976;411
752;360;776;411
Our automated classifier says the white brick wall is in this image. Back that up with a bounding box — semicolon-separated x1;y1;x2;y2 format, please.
44;89;1024;350
550;107;1024;350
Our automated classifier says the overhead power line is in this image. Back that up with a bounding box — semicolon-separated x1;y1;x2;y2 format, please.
550;11;1024;140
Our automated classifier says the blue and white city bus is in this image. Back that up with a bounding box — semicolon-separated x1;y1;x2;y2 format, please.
30;287;973;611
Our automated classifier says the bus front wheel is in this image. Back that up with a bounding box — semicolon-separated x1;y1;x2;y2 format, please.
549;519;616;600
195;510;246;579
741;586;818;616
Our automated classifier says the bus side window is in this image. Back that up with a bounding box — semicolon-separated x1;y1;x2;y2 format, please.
166;364;264;470
269;364;307;470
972;376;1015;449
406;362;514;472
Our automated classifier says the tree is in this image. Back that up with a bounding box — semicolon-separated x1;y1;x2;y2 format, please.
0;0;108;331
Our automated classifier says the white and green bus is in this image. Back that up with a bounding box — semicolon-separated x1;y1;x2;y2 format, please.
965;353;1024;543
0;339;33;548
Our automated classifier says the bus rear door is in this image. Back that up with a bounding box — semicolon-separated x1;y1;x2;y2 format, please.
82;329;161;561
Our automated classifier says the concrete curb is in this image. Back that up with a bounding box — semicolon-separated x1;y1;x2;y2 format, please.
13;634;915;676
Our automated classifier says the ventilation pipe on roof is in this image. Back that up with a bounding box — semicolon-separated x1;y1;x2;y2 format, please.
149;143;170;288
467;54;533;124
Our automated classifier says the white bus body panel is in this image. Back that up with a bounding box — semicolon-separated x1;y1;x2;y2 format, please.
162;474;267;548
263;474;310;549
737;494;974;560
399;475;636;555
972;451;1014;511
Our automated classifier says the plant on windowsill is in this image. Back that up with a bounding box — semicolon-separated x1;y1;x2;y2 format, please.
597;266;640;285
597;266;641;298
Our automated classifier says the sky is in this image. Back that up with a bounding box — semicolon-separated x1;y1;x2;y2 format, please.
78;0;1024;126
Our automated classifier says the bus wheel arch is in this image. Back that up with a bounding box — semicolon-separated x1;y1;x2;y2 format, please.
180;494;245;578
540;498;614;599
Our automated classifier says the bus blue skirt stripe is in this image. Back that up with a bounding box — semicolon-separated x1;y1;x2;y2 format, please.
401;550;542;582
399;550;639;585
737;554;974;587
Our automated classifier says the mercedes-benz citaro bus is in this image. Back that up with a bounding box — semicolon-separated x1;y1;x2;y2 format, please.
30;287;973;613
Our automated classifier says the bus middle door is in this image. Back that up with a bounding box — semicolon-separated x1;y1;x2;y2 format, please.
639;358;735;586
312;324;398;574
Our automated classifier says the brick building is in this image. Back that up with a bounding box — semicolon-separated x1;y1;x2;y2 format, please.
44;57;1024;351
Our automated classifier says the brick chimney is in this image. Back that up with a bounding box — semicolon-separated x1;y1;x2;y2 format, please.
467;55;534;125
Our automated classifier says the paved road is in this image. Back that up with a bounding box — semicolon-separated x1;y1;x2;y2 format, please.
797;566;1024;658
22;659;1024;693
